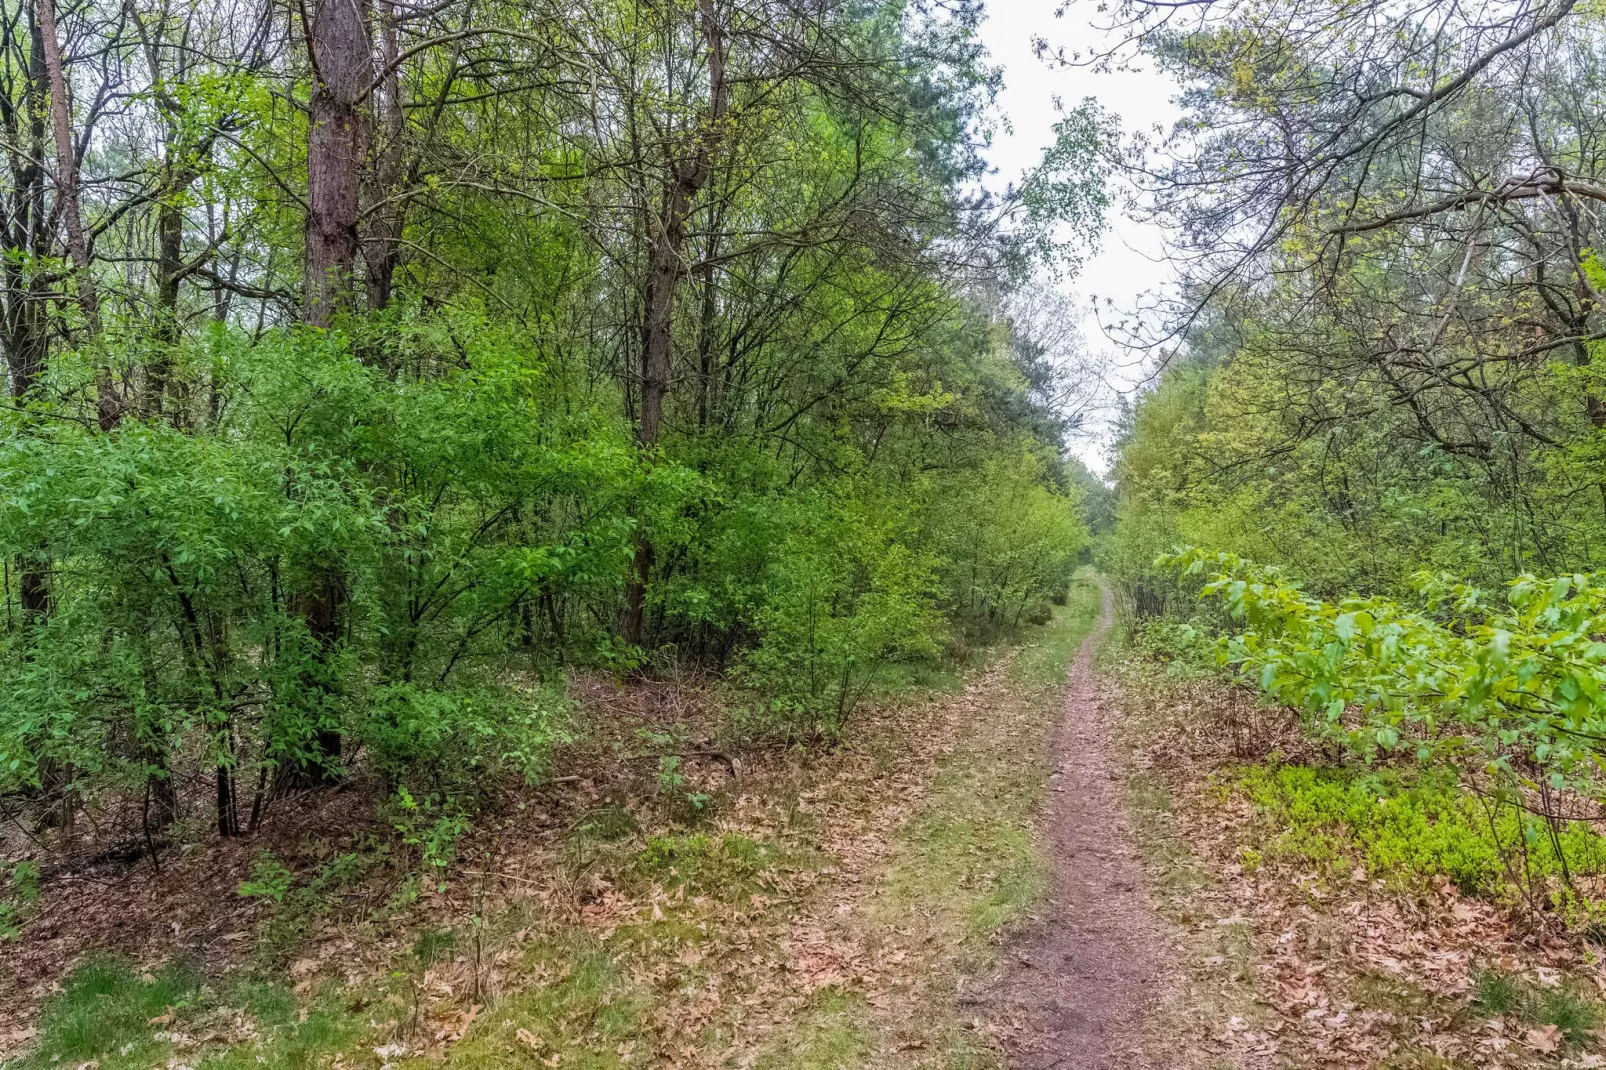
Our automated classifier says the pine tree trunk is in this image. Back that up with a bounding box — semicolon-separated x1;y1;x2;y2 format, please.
304;0;371;326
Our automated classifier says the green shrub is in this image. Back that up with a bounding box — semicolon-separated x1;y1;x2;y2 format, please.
0;317;635;836
360;681;569;798
739;490;943;737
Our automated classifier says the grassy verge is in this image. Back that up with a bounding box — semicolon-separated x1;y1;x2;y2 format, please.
750;571;1103;1068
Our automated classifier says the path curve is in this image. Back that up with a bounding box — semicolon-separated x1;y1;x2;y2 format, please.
982;586;1165;1069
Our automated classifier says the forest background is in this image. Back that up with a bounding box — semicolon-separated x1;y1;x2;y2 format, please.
0;0;1110;855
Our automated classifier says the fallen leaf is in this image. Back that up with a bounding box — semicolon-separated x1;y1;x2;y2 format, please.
1526;1024;1563;1053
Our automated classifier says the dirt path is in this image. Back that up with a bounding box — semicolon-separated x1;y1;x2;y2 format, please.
980;586;1167;1070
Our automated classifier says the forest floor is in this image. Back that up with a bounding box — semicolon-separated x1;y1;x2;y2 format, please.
1096;636;1606;1070
0;579;1105;1070
11;579;1606;1070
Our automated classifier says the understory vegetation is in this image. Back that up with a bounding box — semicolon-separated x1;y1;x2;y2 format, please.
1102;0;1606;933
3;581;1102;1070
0;0;1101;883
1093;0;1606;1057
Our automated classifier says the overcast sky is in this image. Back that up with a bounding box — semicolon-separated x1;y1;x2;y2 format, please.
976;1;1181;473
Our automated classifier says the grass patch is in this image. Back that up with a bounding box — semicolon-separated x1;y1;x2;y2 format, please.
18;958;204;1070
203;994;371;1070
1471;970;1602;1042
440;937;647;1070
753;989;875;1070
10;958;373;1070
632;831;784;899
1010;570;1101;695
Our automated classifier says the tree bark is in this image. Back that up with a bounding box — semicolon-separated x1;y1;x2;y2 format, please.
145;187;185;419
8;17;50;631
363;0;404;312
304;0;371;326
36;0;118;431
289;0;371;779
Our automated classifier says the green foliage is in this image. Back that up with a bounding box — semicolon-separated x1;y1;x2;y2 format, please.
1473;970;1526;1016
1158;547;1606;915
360;681;570;798
925;454;1087;632
238;852;295;904
738;490;944;737
1164;548;1606;791
0;860;39;939
0;317;632;815
387;788;472;887
1237;764;1606;902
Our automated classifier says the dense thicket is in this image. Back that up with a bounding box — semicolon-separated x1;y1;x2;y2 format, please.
0;0;1100;850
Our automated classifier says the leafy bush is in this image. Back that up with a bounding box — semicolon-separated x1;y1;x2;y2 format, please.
923;454;1088;632
739;491;943;737
360;682;569;798
1170;546;1606;916
0;316;633;837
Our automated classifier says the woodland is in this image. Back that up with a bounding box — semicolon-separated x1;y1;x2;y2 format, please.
13;0;1606;1062
1103;0;1606;1060
0;0;1101;845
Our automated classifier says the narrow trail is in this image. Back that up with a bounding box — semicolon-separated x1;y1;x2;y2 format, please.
982;587;1167;1070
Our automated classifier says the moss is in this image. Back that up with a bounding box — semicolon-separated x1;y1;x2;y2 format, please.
1236;763;1606;907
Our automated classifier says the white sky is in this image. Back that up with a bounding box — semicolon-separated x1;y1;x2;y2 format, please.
977;1;1182;474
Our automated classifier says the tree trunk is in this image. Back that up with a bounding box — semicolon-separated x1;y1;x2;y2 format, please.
8;13;51;634
288;566;345;781
37;0;118;430
290;0;370;777
216;750;239;837
304;0;371;326
144;189;185;420
623;0;729;646
363;0;404;313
